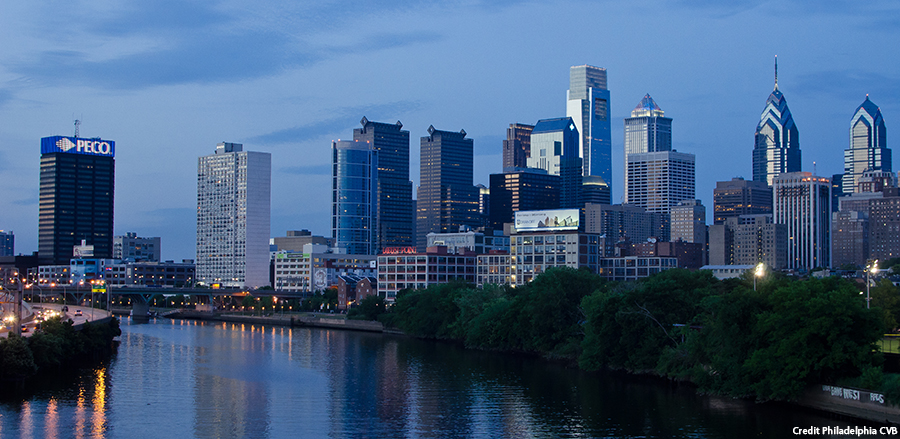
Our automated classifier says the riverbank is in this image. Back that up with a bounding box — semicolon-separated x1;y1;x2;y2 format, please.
137;308;386;332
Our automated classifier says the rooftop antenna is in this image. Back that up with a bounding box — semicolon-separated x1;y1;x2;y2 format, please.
774;55;778;90
74;118;81;137
813;161;817;176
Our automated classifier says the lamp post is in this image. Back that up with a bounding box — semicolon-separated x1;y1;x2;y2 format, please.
866;260;879;310
753;262;765;291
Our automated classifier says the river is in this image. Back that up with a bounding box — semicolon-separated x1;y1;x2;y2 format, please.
0;317;883;438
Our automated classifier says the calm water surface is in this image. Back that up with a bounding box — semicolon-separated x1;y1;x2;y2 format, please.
0;318;880;438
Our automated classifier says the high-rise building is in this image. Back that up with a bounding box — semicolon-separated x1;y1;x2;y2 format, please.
712;177;773;225
39;136;116;265
0;231;13;257
579;175;611;205
868;187;900;260
476;184;491;228
332;140;378;255
583;203;660;247
832;210;869;268
624;94;672;203
196;142;271;288
773;172;830;270
416;126;479;251
489;168;560;230
502;123;534;170
730;214;787;270
752;57;800;186
625;150;696;240
527;117;582;208
670;200;706;244
842;96;890;195
113;232;161;262
353;117;414;251
566;65;611;184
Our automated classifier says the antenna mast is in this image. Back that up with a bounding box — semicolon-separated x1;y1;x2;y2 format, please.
74;119;81;137
774;55;778;90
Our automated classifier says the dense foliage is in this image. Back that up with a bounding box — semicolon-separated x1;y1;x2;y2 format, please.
380;267;887;402
0;317;121;385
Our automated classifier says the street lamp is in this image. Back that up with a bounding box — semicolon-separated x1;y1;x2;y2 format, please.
866;260;879;310
753;262;765;291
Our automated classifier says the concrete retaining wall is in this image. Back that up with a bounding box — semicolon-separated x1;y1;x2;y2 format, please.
796;385;900;425
164;311;385;333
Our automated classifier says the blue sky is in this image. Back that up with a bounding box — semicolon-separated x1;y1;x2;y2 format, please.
1;0;898;260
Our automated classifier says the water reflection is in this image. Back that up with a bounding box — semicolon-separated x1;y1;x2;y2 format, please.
0;318;883;438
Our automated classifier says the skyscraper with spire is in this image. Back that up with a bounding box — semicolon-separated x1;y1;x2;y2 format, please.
842;96;890;194
753;57;801;186
624;94;672;203
566;65;611;186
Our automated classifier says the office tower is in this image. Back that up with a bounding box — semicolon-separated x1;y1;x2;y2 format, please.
831;174;844;213
730;215;787;270
712;177;773;225
670;200;706;244
624;94;672;203
0;231;12;257
773;172;831;270
476;184;490;228
113;233;161;262
583;203;659;246
39;136;115;265
566;65;611;184
832;211;869;268
489;168;560;230
626;151;695;240
753;57;800;186
353;117;414;250
502;123;534;169
842;96;890;194
332;140;378;255
857;169;896;193
579;175;611;205
869;187;900;260
196;142;271;288
527;117;582;208
416;126;478;251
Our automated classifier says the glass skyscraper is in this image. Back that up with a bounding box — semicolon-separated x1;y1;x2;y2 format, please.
353;117;414;251
415;126;478;251
196;142;271;288
752;58;800;186
566;65;611;185
527;117;582;208
502;123;534;170
842;96;890;194
332;140;378;255
624;94;672;203
39;136;116;265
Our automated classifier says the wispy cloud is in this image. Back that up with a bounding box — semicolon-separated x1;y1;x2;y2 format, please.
280;164;332;175
793;70;900;103
246;101;422;145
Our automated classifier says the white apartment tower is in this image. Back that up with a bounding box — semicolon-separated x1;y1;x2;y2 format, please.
773;172;831;270
196;142;271;288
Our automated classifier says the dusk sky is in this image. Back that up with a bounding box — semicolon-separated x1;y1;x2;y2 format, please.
1;1;897;261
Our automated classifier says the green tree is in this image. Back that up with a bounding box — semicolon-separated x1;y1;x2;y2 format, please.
348;295;386;321
0;335;38;381
870;279;900;331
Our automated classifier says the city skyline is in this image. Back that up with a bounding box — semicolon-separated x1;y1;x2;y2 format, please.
1;1;897;260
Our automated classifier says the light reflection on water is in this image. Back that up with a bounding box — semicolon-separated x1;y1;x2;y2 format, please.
0;318;876;438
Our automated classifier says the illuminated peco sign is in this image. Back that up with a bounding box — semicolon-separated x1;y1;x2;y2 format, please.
381;247;417;255
41;136;116;157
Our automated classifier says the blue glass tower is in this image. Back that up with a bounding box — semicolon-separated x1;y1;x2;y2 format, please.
332;140;378;255
753;57;801;186
527;117;582;208
566;65;611;186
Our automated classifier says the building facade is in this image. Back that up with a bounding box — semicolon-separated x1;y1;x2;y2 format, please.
566;65;612;185
196;142;271;288
273;247;376;295
489;168;560;230
416;126;479;251
39;136;116;265
729;214;787;270
527;117;582;208
113;232;161;262
752;59;801;186
353;117;414;251
583;203;661;247
868;187;900;261
332;140;378;255
624;94;672;203
377;247;476;301
842;96;890;195
713;177;773;225
0;231;12;257
625;150;696;240
426;230;510;255
831;210;869;268
773;172;831;270
502;123;534;170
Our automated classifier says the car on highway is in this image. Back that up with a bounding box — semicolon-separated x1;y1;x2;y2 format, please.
21;324;29;333
74;310;83;317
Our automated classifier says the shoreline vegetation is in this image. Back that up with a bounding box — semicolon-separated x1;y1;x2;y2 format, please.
357;267;900;405
0;317;121;392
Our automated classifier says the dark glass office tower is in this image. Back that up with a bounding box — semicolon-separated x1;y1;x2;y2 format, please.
489;168;560;230
502;123;534;169
416;126;478;251
353;117;413;251
752;57;800;186
39;136;115;265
